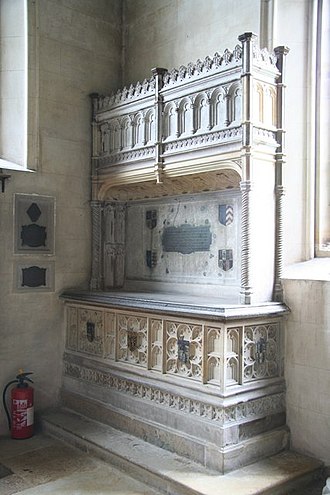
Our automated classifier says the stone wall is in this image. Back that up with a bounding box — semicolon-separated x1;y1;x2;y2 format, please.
122;0;261;85
0;0;122;434
283;274;330;466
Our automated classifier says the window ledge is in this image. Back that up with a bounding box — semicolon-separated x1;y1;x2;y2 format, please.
0;158;35;172
282;258;330;282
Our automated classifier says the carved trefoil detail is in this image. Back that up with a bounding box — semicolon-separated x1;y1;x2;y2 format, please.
117;314;148;367
78;309;104;356
166;321;203;380
243;323;280;381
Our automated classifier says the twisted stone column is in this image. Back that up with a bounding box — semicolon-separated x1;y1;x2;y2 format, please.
273;185;285;301
240;180;252;304
90;200;104;290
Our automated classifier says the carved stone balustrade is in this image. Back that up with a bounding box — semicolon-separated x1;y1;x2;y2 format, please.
89;33;289;304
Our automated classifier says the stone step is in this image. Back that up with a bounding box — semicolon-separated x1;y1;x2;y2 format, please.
41;408;323;495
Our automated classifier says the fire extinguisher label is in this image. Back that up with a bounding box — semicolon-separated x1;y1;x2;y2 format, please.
26;406;34;426
13;399;27;410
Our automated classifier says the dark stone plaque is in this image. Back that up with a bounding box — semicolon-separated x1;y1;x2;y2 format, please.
26;202;42;222
162;224;212;254
21;266;46;287
21;224;47;248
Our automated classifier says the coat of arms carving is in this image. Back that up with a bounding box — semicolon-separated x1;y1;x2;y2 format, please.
218;249;233;271
146;210;157;229
127;330;138;352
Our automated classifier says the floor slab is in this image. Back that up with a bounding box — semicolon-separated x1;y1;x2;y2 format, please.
41;407;324;495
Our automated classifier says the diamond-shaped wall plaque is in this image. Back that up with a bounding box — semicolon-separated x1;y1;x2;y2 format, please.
26;202;41;222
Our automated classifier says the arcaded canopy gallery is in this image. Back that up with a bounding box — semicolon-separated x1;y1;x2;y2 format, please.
0;0;329;493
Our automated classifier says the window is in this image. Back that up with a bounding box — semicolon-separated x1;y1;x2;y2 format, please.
0;0;38;172
315;0;330;255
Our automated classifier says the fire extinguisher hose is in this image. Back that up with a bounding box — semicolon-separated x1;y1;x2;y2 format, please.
2;380;18;430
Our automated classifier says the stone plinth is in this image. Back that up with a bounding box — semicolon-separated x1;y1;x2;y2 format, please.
61;290;289;473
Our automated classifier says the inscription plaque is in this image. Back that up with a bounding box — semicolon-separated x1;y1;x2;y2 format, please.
162;224;212;254
22;266;46;287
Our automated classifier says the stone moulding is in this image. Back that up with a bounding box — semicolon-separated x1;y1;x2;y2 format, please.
63;357;285;427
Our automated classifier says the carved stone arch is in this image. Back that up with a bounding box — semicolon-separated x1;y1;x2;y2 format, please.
110;119;121;152
100;122;110;154
178;97;191;136
121;116;131;149
194;92;209;132
255;82;264;123
133;112;144;147
226;82;242;125
210;87;226;128
144;108;155;144
264;86;277;127
163;101;177;139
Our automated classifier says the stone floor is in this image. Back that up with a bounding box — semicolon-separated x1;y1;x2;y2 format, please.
0;432;326;495
0;433;161;495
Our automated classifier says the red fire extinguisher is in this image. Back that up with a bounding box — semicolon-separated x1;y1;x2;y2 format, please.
2;371;34;439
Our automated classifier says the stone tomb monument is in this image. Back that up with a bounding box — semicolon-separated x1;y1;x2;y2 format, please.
61;33;290;473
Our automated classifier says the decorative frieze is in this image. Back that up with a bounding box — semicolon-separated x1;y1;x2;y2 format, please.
162;127;242;154
63;358;285;426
